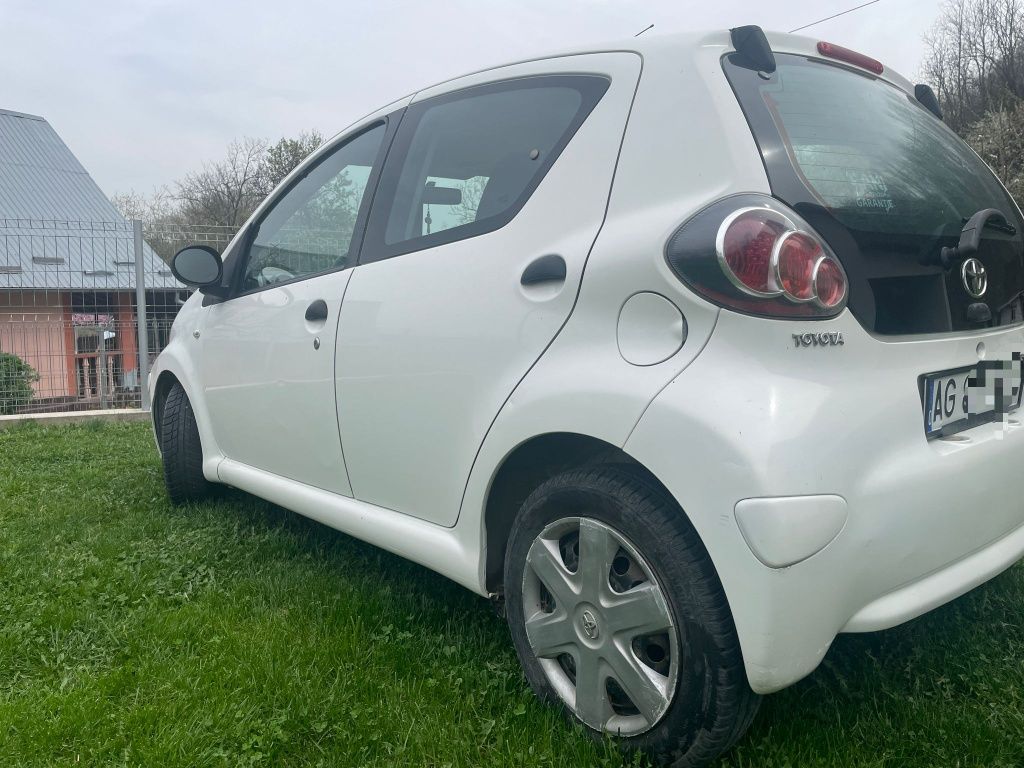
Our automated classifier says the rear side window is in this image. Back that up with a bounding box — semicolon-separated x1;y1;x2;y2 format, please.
362;75;609;262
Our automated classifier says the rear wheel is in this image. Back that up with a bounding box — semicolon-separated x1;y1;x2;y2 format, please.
159;382;213;504
504;467;758;767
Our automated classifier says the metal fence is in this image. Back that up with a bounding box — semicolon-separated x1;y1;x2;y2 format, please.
0;219;236;415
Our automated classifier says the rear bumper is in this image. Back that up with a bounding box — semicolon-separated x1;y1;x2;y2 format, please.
625;310;1024;694
842;518;1024;632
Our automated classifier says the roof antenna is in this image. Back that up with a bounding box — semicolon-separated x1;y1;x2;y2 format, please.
635;23;654;37
789;0;880;34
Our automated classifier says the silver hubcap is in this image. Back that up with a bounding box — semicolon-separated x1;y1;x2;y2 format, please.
522;517;678;736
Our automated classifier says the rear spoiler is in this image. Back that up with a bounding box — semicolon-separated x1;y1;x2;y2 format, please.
729;24;944;121
914;84;943;120
729;26;775;73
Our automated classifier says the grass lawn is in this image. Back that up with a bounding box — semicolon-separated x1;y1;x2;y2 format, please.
0;420;1022;767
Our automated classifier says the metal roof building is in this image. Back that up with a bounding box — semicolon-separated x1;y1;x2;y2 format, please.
0;108;180;290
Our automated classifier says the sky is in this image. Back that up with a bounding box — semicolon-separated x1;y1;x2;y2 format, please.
0;0;942;197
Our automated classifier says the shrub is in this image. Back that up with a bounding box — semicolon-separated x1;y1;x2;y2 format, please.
0;352;38;415
965;101;1024;207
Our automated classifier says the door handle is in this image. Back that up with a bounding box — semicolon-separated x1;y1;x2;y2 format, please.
305;299;329;322
520;254;566;286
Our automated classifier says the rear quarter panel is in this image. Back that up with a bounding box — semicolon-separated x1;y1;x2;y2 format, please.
459;33;772;585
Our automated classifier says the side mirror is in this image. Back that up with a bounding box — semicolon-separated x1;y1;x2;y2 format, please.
171;245;223;288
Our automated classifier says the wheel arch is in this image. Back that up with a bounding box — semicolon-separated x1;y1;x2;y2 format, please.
482;431;686;594
148;347;222;480
151;369;182;447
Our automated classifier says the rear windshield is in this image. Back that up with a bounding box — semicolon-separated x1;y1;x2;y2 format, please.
724;53;1022;239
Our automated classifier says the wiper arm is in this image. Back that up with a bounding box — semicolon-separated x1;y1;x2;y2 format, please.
933;208;1014;268
961;213;1017;236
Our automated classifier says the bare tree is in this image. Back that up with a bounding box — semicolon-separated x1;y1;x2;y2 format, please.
175;137;268;228
452;176;489;226
260;131;324;196
110;186;178;225
923;0;1024;132
114;131;328;233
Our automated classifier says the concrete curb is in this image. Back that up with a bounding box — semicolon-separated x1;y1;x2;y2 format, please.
0;408;151;430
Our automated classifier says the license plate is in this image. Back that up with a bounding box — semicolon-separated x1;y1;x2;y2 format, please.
923;359;1023;438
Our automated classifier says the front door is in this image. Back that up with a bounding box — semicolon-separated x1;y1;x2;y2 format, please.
199;121;389;495
335;54;641;525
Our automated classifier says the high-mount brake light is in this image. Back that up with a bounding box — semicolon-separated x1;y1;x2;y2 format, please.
816;41;884;75
665;196;850;319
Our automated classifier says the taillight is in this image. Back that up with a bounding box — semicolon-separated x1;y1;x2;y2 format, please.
813;257;847;308
666;196;849;319
719;214;786;295
775;231;820;301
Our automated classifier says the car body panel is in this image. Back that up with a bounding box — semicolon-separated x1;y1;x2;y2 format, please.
625;309;1024;693
200;269;355;496
334;52;642;526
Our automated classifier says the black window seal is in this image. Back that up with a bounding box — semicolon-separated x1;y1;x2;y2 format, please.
357;73;610;266
224;115;400;301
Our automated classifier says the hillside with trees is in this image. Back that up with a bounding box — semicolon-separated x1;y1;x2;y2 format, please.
924;0;1024;202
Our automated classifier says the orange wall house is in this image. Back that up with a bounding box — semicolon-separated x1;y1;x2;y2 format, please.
0;291;69;398
0;107;183;410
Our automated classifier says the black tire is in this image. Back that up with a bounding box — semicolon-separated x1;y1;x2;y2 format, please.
504;466;759;768
159;382;213;504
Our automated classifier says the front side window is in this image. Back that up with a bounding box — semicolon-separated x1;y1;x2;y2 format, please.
363;75;609;261
240;124;385;292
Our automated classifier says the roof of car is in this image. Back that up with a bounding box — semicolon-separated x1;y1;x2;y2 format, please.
418;28;915;100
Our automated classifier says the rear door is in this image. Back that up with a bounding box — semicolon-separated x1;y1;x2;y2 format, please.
199;120;392;494
723;51;1024;335
335;53;641;526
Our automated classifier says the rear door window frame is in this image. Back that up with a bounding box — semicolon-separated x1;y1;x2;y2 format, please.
358;74;610;265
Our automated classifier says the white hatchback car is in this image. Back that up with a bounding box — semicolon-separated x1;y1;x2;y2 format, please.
154;26;1024;766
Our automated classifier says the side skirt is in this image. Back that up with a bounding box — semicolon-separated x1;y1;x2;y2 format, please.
218;459;484;595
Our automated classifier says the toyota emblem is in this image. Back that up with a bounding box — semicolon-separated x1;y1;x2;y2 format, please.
961;258;988;299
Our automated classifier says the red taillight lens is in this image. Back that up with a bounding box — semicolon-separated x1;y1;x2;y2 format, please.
716;206;848;312
775;231;821;301
813;257;847;308
721;215;785;294
665;196;850;320
816;41;884;75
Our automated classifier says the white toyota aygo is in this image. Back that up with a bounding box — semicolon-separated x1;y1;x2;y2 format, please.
153;26;1024;767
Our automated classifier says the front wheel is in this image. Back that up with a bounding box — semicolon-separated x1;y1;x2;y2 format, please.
504;467;758;767
158;382;213;504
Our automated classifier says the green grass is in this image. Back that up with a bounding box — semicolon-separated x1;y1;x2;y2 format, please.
0;421;1022;767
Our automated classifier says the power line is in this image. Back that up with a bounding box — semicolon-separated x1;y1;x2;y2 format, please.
789;0;881;34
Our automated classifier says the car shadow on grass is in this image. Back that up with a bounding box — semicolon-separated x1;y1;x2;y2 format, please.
209;486;494;617
729;561;1024;764
201;486;1024;766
